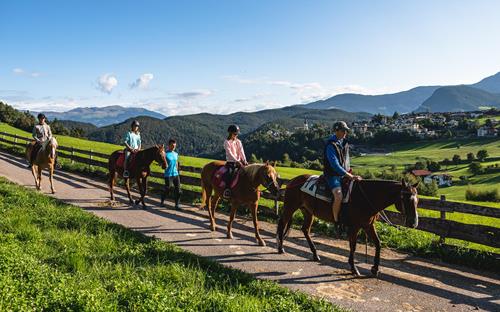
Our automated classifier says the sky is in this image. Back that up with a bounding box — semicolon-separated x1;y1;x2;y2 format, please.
1;0;500;116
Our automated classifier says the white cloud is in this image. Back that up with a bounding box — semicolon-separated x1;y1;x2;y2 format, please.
96;74;118;94
169;89;213;100
130;73;154;89
12;68;42;78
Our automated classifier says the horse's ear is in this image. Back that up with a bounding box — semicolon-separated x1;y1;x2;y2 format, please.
412;182;419;189
265;160;269;166
270;161;276;167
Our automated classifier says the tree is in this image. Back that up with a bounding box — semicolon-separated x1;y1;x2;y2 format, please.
452;154;461;166
467;152;475;162
477;149;489;162
427;161;441;172
282;153;291;164
414;161;426;170
392;111;400;120
249;153;259;164
469;162;483;175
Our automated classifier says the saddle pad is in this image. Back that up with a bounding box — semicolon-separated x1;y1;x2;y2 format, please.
213;166;240;189
116;151;136;171
300;175;354;204
300;175;332;203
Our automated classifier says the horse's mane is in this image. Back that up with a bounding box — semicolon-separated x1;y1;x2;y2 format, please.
242;164;263;181
41;137;58;150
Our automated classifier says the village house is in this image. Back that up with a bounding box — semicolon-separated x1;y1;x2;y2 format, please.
424;173;453;187
477;126;498;137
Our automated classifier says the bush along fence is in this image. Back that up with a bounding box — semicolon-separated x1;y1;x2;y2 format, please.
0;131;498;251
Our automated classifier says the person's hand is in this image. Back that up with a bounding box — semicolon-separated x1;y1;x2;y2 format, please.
353;175;362;181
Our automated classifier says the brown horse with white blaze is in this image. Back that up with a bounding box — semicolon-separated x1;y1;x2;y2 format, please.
201;161;280;246
108;145;167;208
277;177;419;277
26;137;58;194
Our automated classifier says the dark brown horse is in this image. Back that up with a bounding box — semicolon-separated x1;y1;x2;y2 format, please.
277;177;419;277
201;161;280;246
108;145;167;208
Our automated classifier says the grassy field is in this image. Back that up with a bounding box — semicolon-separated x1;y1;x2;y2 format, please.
0;177;341;311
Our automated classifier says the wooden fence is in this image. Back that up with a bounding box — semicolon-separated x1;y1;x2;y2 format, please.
0;130;498;250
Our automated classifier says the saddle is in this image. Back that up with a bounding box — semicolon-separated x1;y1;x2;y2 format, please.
300;175;354;204
213;165;241;189
116;151;137;172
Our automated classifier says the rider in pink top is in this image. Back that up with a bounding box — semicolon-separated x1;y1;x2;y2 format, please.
223;124;248;198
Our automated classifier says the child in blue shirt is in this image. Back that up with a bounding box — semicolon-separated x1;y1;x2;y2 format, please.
123;120;141;178
160;138;181;209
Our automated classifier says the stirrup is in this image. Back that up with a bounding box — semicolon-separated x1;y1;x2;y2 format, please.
223;189;231;199
123;170;130;178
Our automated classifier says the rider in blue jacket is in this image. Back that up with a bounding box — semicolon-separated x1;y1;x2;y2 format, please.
323;121;361;224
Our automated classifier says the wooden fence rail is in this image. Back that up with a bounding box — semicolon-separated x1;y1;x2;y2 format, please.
0;130;498;249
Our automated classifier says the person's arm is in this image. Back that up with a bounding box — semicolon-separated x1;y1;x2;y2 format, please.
224;140;239;162
46;125;53;139
326;144;349;177
238;140;247;165
124;132;133;151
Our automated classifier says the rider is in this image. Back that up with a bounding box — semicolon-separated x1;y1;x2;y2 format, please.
323;121;361;225
29;113;57;168
123;120;141;178
223;124;248;199
160;138;181;210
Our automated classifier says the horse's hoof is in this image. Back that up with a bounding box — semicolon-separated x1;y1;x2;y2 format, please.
135;200;141;205
51;190;56;194
257;239;266;247
313;254;321;262
278;247;285;254
371;267;379;277
210;225;216;232
227;233;233;239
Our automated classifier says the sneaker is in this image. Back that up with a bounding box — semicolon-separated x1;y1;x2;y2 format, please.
223;188;231;199
123;170;130;178
55;162;62;170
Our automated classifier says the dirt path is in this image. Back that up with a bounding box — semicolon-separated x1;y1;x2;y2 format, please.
0;151;498;311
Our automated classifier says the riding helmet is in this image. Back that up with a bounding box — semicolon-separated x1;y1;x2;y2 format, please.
37;113;46;120
227;124;240;134
131;120;140;128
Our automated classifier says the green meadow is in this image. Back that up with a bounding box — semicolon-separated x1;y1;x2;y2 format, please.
0;177;340;311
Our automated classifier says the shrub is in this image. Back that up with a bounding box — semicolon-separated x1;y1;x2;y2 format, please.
465;188;499;202
418;180;438;196
469;162;483;175
477;149;489;162
467;152;475;162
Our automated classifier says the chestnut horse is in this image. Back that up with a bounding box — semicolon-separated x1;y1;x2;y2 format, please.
25;137;58;194
277;177;419;277
108;145;167;208
201;161;280;246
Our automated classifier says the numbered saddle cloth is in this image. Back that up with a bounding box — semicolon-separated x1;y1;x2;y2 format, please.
300;175;354;204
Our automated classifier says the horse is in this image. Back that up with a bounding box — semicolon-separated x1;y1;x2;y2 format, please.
201;161;280;246
276;177;419;277
25;137;58;194
108;145;167;208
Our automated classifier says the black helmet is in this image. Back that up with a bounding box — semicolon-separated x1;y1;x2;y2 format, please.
227;124;240;134
131;120;140;128
37;113;46;120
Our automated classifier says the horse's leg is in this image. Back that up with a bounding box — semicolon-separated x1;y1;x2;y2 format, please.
49;164;55;194
125;178;134;204
134;177;144;207
348;225;361;276
141;177;148;208
37;166;43;191
365;223;381;277
209;195;219;231
31;165;39;190
109;170;116;201
302;209;320;261
251;201;265;246
277;193;301;254
227;201;239;239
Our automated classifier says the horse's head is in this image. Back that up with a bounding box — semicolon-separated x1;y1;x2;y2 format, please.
396;179;419;228
258;162;281;197
155;144;167;169
46;137;58;159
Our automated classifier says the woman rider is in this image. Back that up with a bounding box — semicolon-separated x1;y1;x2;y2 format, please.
223;124;248;199
29;113;59;168
123;120;141;178
324;121;362;224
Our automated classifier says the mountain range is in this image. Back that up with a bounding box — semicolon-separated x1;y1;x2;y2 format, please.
37;105;166;127
303;71;500;114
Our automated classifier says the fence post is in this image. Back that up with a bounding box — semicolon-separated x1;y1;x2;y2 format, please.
14;134;18;144
439;195;446;244
89;149;93;170
71;147;74;164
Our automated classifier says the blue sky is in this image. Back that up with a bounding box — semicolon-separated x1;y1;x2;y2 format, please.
1;0;500;116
